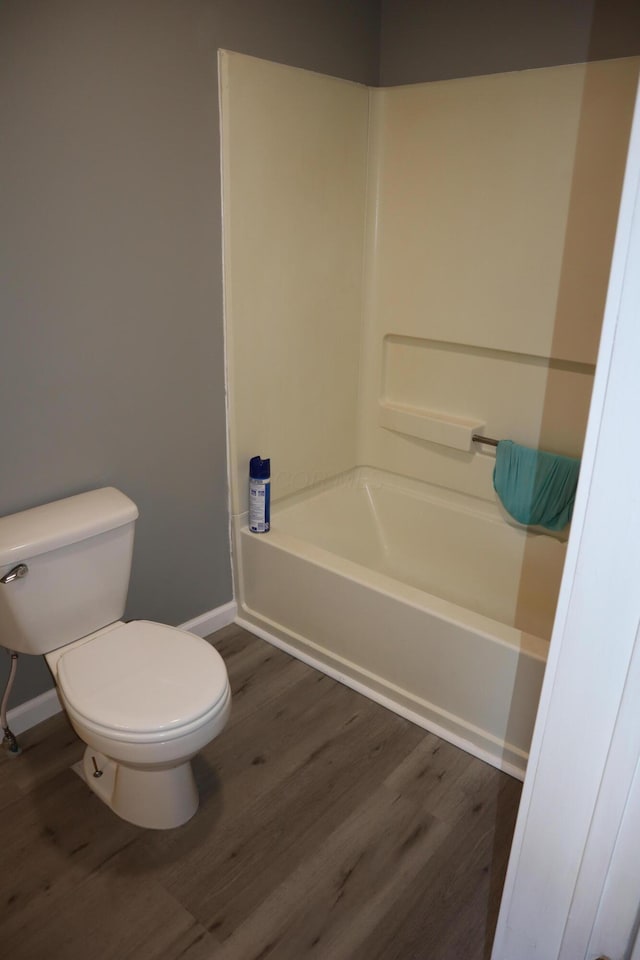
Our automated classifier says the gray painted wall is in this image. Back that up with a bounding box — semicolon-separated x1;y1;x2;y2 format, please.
380;0;640;84
0;0;379;707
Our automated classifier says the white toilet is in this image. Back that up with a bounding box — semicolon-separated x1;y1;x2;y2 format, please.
0;487;231;830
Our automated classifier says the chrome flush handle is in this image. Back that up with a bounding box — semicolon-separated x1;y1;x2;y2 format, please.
0;564;28;584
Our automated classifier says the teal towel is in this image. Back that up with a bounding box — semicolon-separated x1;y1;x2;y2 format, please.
493;440;580;531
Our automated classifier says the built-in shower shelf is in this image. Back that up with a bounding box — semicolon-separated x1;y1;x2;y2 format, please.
378;400;485;452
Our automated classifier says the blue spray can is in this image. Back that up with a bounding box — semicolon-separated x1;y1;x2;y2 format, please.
249;456;270;533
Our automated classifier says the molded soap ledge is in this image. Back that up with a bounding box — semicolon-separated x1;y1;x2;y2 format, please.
378;400;485;452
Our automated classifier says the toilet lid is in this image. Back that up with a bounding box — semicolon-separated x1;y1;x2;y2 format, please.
57;621;229;736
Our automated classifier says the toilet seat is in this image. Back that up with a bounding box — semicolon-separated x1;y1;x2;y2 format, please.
56;621;230;744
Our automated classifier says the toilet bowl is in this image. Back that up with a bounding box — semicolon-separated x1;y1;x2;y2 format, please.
47;620;231;829
0;487;232;829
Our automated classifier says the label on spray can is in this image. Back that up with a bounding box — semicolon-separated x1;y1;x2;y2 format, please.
249;456;270;533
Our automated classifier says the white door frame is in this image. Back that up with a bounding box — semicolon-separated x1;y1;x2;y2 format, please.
492;76;640;960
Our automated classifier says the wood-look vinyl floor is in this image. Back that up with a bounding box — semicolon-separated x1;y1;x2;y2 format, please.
0;625;521;960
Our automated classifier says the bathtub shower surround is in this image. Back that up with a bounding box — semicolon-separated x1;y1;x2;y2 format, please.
220;51;639;776
237;469;556;776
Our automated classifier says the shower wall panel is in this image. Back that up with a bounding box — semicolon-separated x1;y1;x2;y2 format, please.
358;57;639;499
220;52;369;516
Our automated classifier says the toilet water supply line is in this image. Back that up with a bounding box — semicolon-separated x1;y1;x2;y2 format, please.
1;651;22;756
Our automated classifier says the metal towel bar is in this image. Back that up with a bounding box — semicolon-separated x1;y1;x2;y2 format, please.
472;434;499;447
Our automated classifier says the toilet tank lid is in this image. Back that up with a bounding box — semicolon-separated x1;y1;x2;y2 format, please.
0;488;139;566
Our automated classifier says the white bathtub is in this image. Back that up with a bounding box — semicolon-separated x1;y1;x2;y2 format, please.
235;467;566;778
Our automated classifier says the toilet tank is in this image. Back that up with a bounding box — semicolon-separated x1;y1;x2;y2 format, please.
0;488;139;655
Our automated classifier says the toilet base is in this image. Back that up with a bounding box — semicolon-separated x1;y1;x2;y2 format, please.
81;748;199;829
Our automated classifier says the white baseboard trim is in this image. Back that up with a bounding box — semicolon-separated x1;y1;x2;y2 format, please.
179;600;237;637
3;599;239;740
7;687;63;736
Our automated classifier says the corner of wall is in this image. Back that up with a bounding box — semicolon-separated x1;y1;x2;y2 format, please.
356;85;385;468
